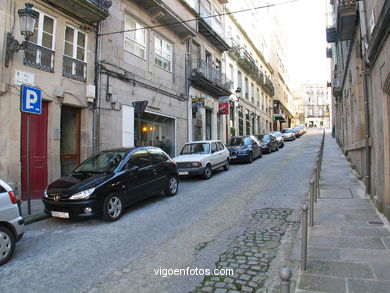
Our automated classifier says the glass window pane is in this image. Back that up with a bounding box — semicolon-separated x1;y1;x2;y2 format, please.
77;32;85;48
43;16;54;34
64;42;73;56
65;27;74;43
42;32;52;48
77;47;85;61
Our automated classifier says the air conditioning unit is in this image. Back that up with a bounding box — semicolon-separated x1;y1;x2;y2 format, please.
86;84;96;103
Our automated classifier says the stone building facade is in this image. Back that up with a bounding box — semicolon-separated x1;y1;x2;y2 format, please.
302;82;330;128
327;0;390;219
0;0;110;200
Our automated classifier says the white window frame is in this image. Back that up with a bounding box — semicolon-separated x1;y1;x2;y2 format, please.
124;16;147;59
64;25;87;62
63;25;87;80
154;36;173;72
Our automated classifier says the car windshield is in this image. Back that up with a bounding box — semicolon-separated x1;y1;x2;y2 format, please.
227;137;251;146
74;151;127;173
180;143;210;155
262;135;270;142
282;129;291;133
273;132;281;137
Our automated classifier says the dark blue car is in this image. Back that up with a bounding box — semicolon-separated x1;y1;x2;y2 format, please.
226;136;262;163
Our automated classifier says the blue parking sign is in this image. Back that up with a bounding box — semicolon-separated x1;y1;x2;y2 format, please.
21;85;42;114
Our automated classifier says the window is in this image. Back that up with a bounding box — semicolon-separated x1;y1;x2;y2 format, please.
237;71;242;89
148;148;169;164
155;36;172;72
127;150;152;168
24;11;55;72
211;143;218;153
124;16;146;59
63;26;87;81
217;142;225;151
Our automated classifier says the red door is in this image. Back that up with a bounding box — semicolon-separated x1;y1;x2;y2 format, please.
21;102;48;200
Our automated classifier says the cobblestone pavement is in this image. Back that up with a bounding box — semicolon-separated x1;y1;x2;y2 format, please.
191;208;300;293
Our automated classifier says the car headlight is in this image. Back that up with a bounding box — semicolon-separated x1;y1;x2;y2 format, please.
191;162;202;167
69;187;95;200
44;188;48;198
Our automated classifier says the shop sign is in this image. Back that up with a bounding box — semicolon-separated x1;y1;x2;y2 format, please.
218;96;229;115
192;96;204;108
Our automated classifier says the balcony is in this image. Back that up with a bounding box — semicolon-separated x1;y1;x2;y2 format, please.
133;0;196;38
198;2;230;52
252;69;264;86
237;49;258;76
24;42;55;72
44;0;110;23
189;59;232;97
262;76;275;96
326;26;337;43
337;0;358;41
326;47;333;58
228;38;241;60
63;56;87;82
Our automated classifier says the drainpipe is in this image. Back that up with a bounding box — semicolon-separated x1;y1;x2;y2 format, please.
93;22;100;154
359;1;371;195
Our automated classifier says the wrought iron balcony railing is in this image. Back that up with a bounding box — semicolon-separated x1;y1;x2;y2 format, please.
24;42;55;72
63;55;87;82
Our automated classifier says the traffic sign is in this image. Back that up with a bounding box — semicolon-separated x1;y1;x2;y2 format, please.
21;85;42;114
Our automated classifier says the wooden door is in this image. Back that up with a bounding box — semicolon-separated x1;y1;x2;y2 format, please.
21;102;48;200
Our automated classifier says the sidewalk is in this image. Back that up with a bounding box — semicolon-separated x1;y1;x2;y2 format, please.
19;198;48;224
294;132;390;292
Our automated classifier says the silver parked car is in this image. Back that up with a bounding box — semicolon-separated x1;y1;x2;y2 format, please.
0;179;24;266
173;140;230;179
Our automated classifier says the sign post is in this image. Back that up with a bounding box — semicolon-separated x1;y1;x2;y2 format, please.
20;85;42;215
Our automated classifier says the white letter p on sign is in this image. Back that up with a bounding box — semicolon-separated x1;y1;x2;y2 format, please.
26;89;38;109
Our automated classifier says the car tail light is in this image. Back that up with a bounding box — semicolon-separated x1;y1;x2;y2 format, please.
8;191;17;204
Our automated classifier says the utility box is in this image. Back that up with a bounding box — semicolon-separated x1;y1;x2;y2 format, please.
86;84;96;103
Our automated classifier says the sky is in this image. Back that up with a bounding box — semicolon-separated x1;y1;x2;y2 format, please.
275;0;331;89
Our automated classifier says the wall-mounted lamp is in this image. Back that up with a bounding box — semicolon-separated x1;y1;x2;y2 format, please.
235;87;242;102
5;3;39;67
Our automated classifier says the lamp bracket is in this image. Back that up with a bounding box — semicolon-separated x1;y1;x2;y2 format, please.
5;33;29;67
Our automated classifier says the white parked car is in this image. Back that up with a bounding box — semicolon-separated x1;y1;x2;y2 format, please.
0;179;24;266
173;140;230;179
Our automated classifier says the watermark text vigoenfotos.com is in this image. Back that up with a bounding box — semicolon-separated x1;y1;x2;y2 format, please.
154;267;234;278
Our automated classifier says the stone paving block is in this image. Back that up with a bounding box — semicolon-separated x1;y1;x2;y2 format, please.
241;286;254;292
347;278;390;293
340;227;390;238
215;282;225;288
239;274;251;281
306;259;374;278
309;226;341;237
307;247;341;260
200;287;213;292
340;248;390;262
339;237;385;249
214;288;228;293
308;236;340;248
381;237;390;249
320;189;353;198
371;263;390;280
297;274;346;292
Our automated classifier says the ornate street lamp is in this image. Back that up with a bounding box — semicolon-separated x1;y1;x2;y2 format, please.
5;3;39;67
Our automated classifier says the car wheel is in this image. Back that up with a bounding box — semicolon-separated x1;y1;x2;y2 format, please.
276;145;279;151
102;193;123;221
281;142;284;148
259;150;263;158
165;175;178;196
203;164;212;180
0;226;15;266
223;159;230;171
248;152;253;163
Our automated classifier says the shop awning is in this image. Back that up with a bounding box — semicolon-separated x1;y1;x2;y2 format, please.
273;114;286;122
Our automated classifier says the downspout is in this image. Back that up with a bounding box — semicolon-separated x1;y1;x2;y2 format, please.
93;22;100;154
186;38;192;142
359;1;371;195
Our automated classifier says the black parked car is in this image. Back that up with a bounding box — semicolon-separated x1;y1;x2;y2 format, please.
43;147;179;221
256;134;278;154
226;135;262;163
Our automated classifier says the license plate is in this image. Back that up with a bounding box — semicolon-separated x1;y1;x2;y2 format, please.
230;155;237;159
179;171;189;176
51;211;69;219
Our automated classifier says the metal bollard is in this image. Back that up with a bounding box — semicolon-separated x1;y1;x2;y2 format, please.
316;158;320;198
309;179;315;226
313;166;318;201
279;267;292;293
301;204;309;272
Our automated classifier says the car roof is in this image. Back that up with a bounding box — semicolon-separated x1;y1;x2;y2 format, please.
185;140;221;144
0;179;12;192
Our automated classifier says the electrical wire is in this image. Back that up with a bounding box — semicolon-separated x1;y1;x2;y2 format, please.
98;0;301;37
